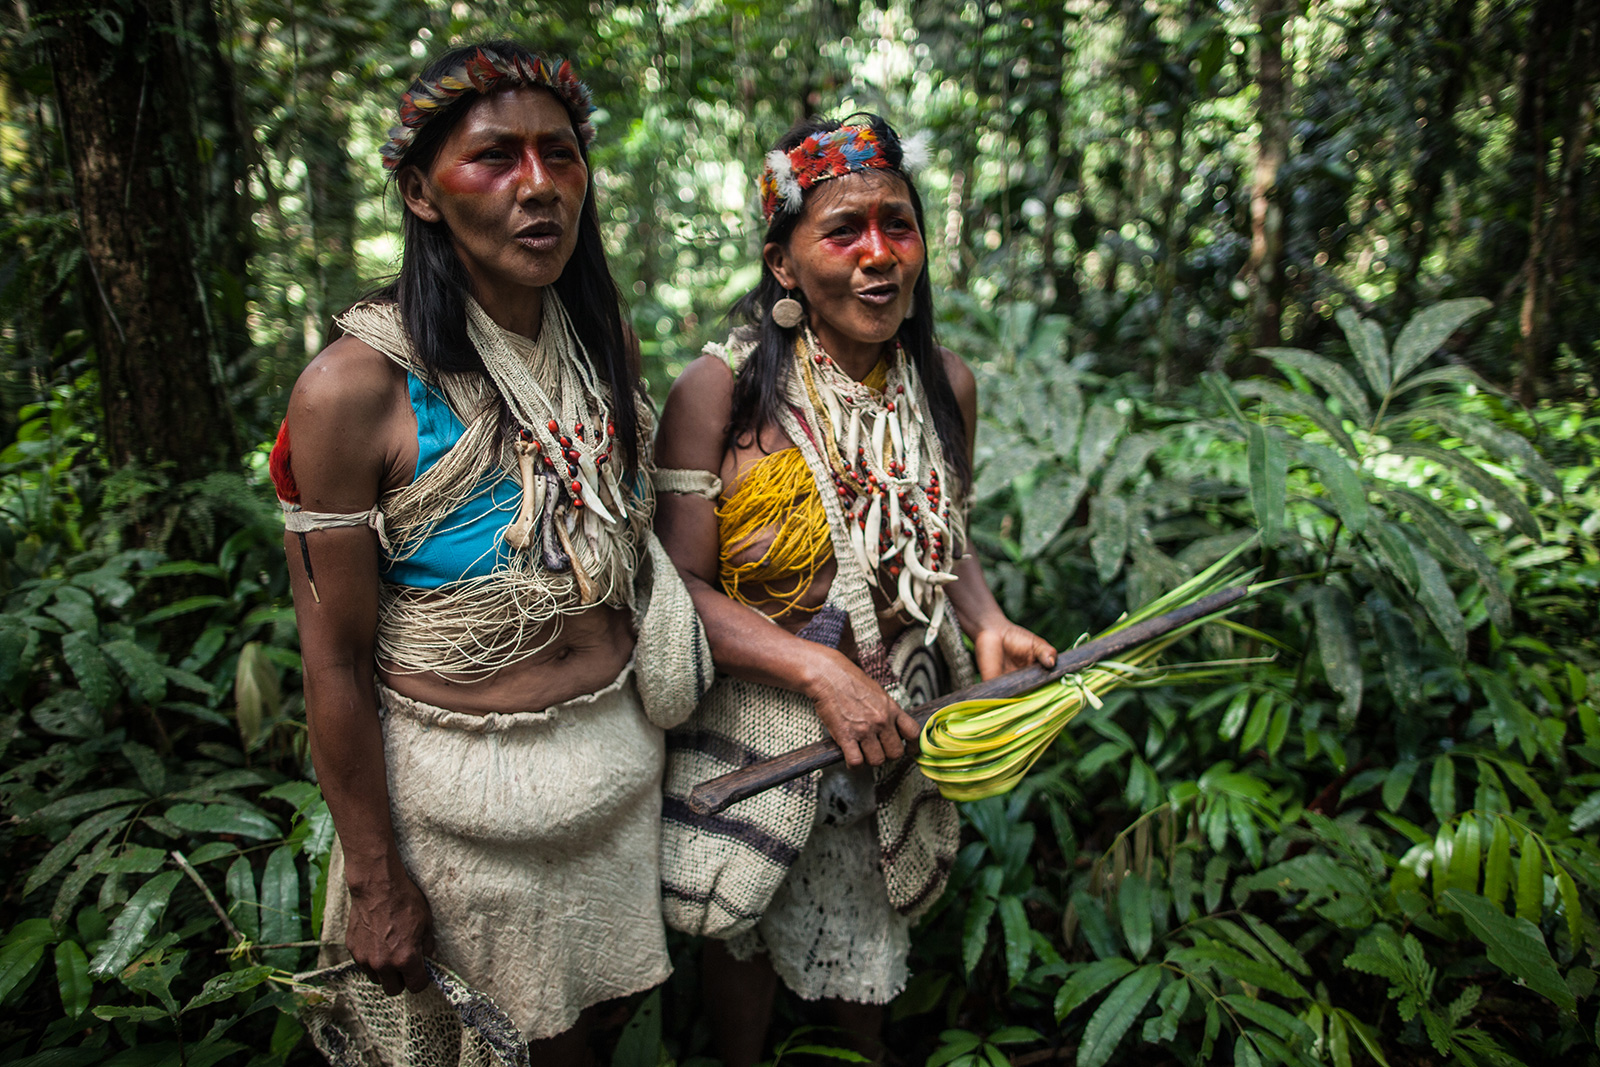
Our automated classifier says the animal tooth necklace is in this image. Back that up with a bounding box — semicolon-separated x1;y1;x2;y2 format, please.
789;326;957;635
465;295;629;600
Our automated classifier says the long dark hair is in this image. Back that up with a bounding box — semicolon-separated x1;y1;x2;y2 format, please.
728;114;971;490
373;40;641;470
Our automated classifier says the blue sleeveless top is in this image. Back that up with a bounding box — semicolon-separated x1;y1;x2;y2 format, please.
383;371;521;589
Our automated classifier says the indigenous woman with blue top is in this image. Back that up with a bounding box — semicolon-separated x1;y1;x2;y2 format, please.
270;40;708;1064
654;116;1056;1064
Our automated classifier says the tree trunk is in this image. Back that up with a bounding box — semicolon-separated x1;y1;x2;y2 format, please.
36;0;241;481
1394;0;1476;320
1513;0;1563;404
1244;0;1290;349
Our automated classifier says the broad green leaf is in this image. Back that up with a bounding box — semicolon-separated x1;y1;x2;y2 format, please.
1337;308;1390;395
1516;832;1544;923
226;856;260;942
1235;1036;1263;1067
1429;757;1456;822
119;741;166;797
1392;364;1495;396
988;1026;1044;1046
234;642;280;751
1240;913;1311;975
1443;889;1575;1013
89;870;182;977
1218;688;1252;742
0;618;29;688
1448;815;1481;894
1257;347;1373;425
51;838;115;927
20;787;147;829
23;806;136;898
1334;1009;1392;1067
92;1004;169;1022
260;845;301;969
1381;488;1512;633
1484;819;1512;907
1088;495;1130;584
101;639;168;705
164;802;281;841
1390;299;1491;384
1365;598;1423;709
1118;873;1153;961
973;429;1041;502
962;867;1003;976
1222;994;1318;1046
44;587;99;638
1569;791;1600;833
1410;542;1466;659
54;941;91;1019
1265;703;1291;758
1556;868;1582;951
1327;1012;1353;1067
0;920;55;1003
1100;433;1161;494
60;632;118;710
1070;890;1122;960
1020;468;1088;558
1295;440;1369;533
1141;976;1190;1043
1385;442;1539;540
997;895;1032;988
1312;586;1362;726
136;595;229;626
1383;759;1420;812
1233;380;1360;458
1076;965;1162;1067
1369;521;1420;592
1077;403;1127;478
1239;690;1274;753
1247;426;1287;547
1055;958;1136;1021
182;964;275;1015
1424;408;1563;497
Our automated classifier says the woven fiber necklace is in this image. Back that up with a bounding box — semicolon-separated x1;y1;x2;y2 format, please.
464;295;633;602
788;327;958;632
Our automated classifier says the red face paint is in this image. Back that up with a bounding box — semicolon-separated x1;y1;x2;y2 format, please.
775;171;926;371
410;89;589;315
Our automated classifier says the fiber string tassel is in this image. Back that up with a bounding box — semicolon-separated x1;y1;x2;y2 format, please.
918;545;1258;801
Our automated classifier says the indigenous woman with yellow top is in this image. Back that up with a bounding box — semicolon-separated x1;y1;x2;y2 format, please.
655;115;1056;1064
271;41;708;1065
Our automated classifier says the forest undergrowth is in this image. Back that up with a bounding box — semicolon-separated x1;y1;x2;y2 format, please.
2;299;1600;1067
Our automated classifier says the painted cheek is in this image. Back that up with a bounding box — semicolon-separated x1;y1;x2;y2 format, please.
432;164;503;196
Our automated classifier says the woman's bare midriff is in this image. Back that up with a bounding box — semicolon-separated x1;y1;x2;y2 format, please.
377;603;635;715
720;426;912;649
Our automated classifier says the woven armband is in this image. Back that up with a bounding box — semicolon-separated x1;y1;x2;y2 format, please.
652;468;722;500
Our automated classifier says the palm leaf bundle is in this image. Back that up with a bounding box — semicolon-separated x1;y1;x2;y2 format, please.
918;548;1259;802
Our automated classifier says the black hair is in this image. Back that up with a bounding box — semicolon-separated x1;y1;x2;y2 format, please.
727;114;971;491
372;40;641;470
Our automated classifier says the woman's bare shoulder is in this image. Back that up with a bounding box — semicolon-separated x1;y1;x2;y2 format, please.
288;335;406;427
662;354;735;429
938;345;976;397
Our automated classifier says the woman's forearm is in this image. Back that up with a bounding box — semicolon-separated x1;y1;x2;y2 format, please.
305;663;405;890
681;573;847;700
945;552;1008;636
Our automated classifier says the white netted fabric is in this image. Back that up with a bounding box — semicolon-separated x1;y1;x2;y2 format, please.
296;959;527;1067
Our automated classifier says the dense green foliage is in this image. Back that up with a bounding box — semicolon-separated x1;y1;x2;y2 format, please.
2;1;1598;1065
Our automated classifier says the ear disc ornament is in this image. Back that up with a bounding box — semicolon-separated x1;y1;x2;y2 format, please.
771;293;804;329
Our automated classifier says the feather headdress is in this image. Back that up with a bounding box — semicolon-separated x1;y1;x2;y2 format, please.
758;120;930;222
381;47;596;169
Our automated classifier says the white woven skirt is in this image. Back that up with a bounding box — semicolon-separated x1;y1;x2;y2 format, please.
319;662;670;1046
724;763;912;1004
